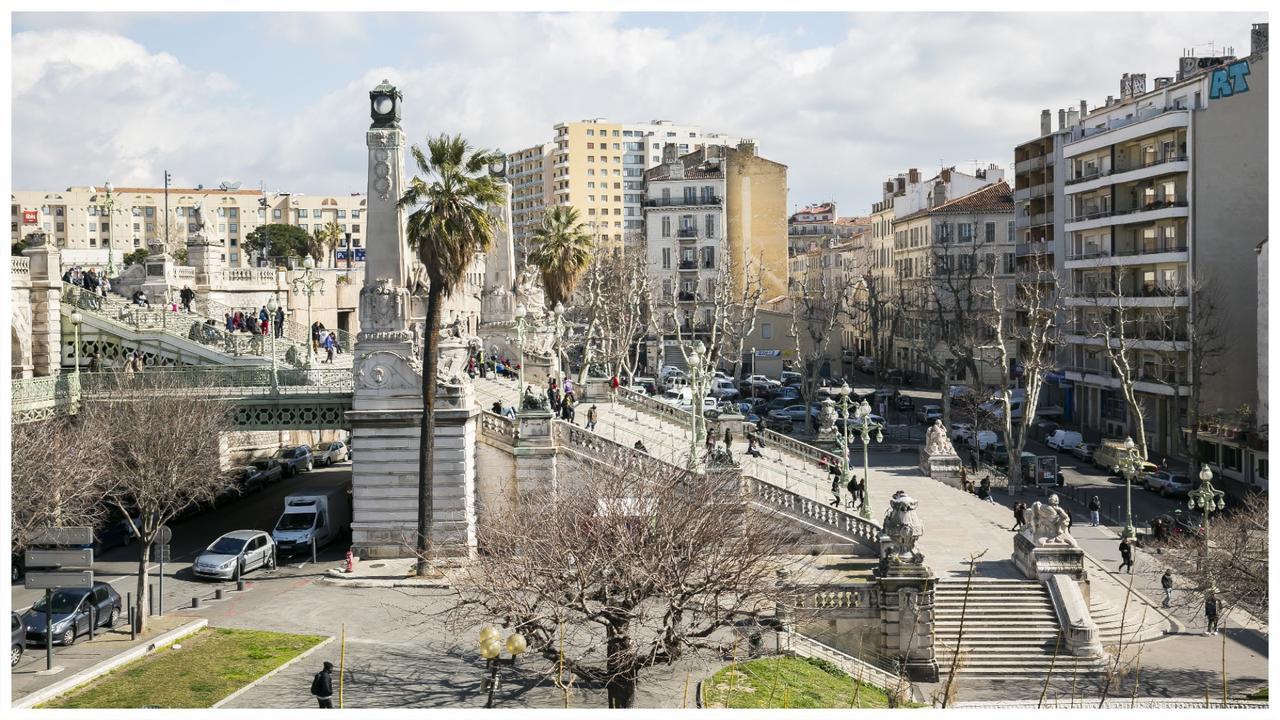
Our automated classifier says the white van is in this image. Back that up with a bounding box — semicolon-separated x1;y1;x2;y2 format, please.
1045;429;1084;452
659;387;692;406
710;378;740;400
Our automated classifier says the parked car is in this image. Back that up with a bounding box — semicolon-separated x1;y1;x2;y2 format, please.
92;515;139;553
623;384;649;396
985;441;1009;466
855;356;876;373
1149;509;1204;539
768;404;810;427
193;530;277;580
1070;443;1096;463
973;430;1000;451
915;404;942;424
11;612;23;666
1045;430;1084;452
313;441;349;466
1032;420;1061;444
770;385;802;403
1143;471;1193;496
273;445;313;477
739;375;782;396
894;394;914;411
950;423;974;444
780;371;803;387
21;582;122;647
658;365;686;383
239;459;283;491
835;413;885;432
710;378;741;401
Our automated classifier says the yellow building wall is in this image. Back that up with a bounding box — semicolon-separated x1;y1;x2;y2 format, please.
725;149;789;300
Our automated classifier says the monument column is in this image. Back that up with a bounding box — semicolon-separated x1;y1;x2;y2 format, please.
22;233;63;377
348;80;478;560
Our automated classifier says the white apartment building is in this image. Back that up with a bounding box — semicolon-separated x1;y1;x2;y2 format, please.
1059;38;1268;481
11;185;369;270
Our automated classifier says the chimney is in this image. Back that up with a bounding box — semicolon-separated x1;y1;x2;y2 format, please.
1106;95;1114;107
1154;77;1172;90
1131;73;1147;95
1066;108;1079;127
940;168;952;183
1251;22;1268;55
931;181;946;208
662;143;678;163
1058;109;1067;130
1079;100;1088;118
883;180;895;195
736;140;756;156
895;177;905;193
908;168;919;184
1040;109;1051;136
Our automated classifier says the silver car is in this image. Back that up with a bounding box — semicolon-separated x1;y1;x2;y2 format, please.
193;530;276;580
313;441;349;466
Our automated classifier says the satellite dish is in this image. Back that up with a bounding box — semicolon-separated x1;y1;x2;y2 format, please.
220;181;242;191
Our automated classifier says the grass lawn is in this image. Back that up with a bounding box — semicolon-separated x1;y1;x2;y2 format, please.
43;627;326;709
702;655;917;709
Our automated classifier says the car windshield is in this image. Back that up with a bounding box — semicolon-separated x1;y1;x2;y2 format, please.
315;442;334;451
252;461;273;470
276;513;316;531
31;590;84;614
207;537;247;555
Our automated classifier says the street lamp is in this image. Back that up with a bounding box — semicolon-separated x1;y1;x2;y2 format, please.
687;340;706;468
749;346;756;399
266;295;280;392
478;625;526;709
847;384;883;520
291;256;325;368
513;303;528;397
1189;463;1226;594
70;310;83;375
100;181;122;277
1111;436;1141;541
552;301;567;379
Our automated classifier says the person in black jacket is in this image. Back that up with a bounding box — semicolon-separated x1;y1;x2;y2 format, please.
1118;538;1135;574
311;661;335;708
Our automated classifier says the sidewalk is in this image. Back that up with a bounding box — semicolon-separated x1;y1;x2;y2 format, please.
11;615;193;705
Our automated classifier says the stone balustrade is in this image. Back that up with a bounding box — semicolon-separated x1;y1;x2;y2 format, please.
779;632;902;693
760;427;841;467
616;386;692;426
479;410;517;446
12;256;31;282
804;584;879;611
742;475;881;550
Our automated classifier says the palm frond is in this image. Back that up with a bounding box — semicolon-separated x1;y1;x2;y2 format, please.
528;205;595;308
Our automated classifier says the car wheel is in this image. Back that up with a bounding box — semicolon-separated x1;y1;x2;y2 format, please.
11;564;19;583
60;627;76;646
106;606;120;628
306;461;313;472
1160;488;1169;498
266;552;277;570
11;643;21;667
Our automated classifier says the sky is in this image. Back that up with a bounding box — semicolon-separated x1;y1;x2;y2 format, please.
10;11;1267;215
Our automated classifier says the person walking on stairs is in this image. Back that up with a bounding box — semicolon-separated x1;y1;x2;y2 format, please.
1203;593;1220;635
1161;569;1174;608
1118;537;1135;574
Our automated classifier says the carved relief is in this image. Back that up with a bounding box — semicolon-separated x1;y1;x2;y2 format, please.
354;349;419;391
359;278;408;332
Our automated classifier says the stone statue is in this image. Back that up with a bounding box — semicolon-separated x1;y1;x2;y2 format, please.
881;493;925;565
924;420;957;456
436;336;471;386
816;398;837;434
191;200;209;235
1027;494;1077;547
408;261;428;296
521;385;549;411
513;266;546;318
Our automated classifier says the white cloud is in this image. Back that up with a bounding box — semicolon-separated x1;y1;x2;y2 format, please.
11;12;1265;215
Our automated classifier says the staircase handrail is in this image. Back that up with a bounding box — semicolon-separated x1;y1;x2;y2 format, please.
741;475;881;549
193;295;353;351
77;365;353;393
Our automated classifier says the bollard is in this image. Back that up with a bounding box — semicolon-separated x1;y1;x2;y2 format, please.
192;597;201;609
149;583;158;616
128;605;136;640
89;609;95;641
215;589;225;600
237;578;246;592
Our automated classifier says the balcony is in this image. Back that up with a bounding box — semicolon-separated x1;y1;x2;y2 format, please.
642;195;721;208
676;291;698;302
1029;211;1054;226
677;260;697;270
1064;199;1188;232
1065;154;1189;194
676;227;698;240
1016;155;1046;174
1015;242;1054;258
1064;107;1189;157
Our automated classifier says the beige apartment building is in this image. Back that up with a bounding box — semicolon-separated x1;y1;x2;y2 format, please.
642;142;788;367
11;185;369;270
508;119;749;255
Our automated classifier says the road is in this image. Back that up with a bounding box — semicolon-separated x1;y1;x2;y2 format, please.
11;463;354;615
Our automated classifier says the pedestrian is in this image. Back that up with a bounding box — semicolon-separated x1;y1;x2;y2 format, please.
829;473;842;507
633;439;648;453
275;305;286;338
978;477;995;504
960;465;968;490
563;392;576;423
705;429;717;455
491;401;503;415
1088;495;1101;526
586;405;598;431
1118;538;1135;574
723;427;733;453
310;661;335;708
746;432;763;458
179;285;195;312
547;379;561;412
1203;593;1220;635
1152;517;1167;553
610;374;620;401
324;333;336;363
846;474;860;510
1161;569;1174;608
563;376;574;397
1013;502;1026;532
225;313;234;332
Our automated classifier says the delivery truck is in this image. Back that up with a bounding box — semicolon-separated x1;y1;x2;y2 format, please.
272;485;352;557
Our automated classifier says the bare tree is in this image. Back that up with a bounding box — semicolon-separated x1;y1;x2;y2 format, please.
1161;492;1268;623
985;252;1062;489
857;274;902;386
76;373;236;631
451;452;799;708
1082;283;1156;461
570;249;653;384
789;271;854;433
10;418;112;553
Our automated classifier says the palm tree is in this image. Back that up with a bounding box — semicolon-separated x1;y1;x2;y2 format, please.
527;205;593;309
313;220;344;267
398;134;504;576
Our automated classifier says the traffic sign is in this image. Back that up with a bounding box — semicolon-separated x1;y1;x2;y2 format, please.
29;527;94;547
25;548;93;569
157;525;173;545
24;571;94;590
151;544;171;563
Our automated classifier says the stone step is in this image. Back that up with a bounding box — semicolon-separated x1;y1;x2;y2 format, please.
935;619;1060;627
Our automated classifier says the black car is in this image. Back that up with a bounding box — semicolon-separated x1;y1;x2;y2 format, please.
22;582;122;646
93;517;139;553
894;395;914;411
1149;510;1203;540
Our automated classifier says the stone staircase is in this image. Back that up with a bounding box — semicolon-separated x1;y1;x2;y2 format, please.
934;579;1103;678
1090;591;1169;648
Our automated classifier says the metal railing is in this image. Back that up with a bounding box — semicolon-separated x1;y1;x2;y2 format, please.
193;295;353;352
1015;242;1053;258
642;196;721;208
77;365;353;393
1065;154;1188;186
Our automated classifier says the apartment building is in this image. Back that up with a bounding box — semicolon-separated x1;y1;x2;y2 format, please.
642;141;788;367
509;119;749;255
786;202;866;257
11;185;368;270
891;178;1015;387
1058;34;1268;477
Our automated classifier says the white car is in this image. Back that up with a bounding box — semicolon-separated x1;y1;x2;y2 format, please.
659;365;686;382
950;423;974;443
677;395;719;415
973;431;999;451
624;384;648;396
312;441;349;466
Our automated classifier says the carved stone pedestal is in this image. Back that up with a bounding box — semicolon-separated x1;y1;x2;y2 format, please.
918;448;962;487
877;568;938;682
514;408;557;496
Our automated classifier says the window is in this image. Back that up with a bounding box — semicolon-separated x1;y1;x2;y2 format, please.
217;207;226;217
131;207;141;216
218;223;226;232
100;222;109;232
661;216;671;237
298;209;308;218
661;248;671;269
587;142;594;149
88;206;98;216
613;143;620;150
352;224;360;233
702;246;715;268
55;207;64;217
230;223;238;233
273;209;282;219
704;214;715;237
337;210;346;218
1003;253;1015;274
300;223;309;230
761;323;773;340
684;187;697;203
936;222;952;243
587;129;595;136
1222;445;1242;472
1008;221;1014;241
57;222;64;232
352;210;360;219
985;222;996;243
958;223;973;242
189;223;198;233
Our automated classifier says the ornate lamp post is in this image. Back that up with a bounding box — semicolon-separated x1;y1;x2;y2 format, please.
687;339;706;469
100;181;124;277
552;301;567;379
266;295;280;392
69;310;83;375
291;256;325;368
513;303;529;395
849;392;883;519
1111;436;1141;541
1189;463;1226;593
478;625;526;709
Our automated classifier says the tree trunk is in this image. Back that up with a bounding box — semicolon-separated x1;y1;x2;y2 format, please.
416;285;444;576
605;626;638;708
135;539;151;633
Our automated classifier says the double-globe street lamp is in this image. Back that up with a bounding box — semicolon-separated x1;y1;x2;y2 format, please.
70;310;83;377
291;256;325;369
266;295;280;392
512;303;529;399
1189;463;1226;594
687;339;707;469
1111;436;1142;541
478;625;527;708
841;381;883;520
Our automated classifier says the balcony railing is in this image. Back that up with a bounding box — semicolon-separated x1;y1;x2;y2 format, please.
676;227;698;239
1065;154;1188;186
1072;284;1188;299
677;260;697;270
642;196;721;208
1068;105;1183;144
676;291;698;302
1066;200;1187;224
1015;242;1053;257
1067;324;1189;342
1067;242;1188;261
